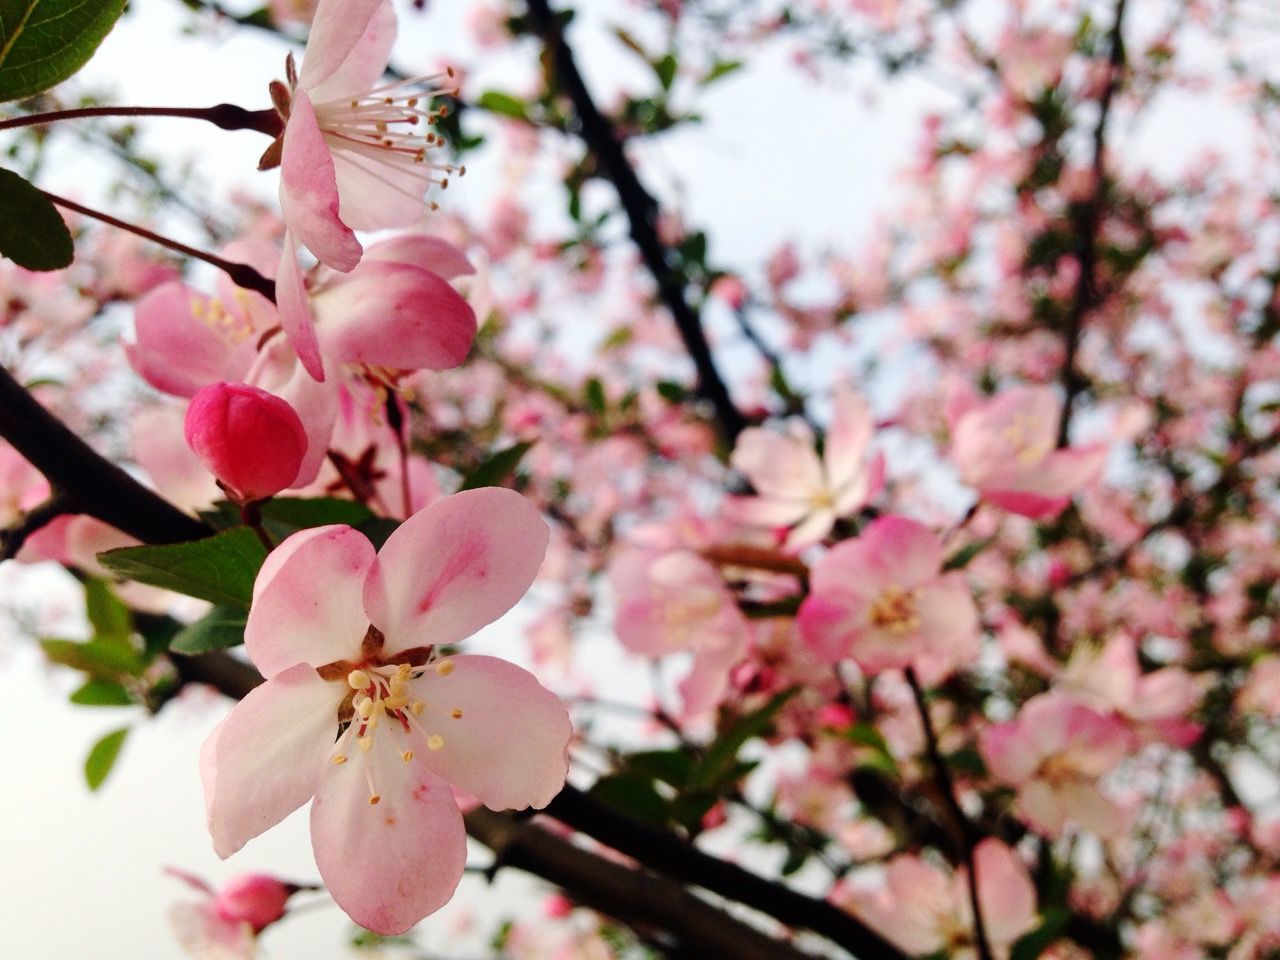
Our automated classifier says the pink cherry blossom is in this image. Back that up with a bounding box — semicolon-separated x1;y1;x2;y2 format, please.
608;546;748;717
269;0;459;275
841;839;1038;960
728;386;884;549
980;693;1133;837
165;868;304;959
797;515;980;679
949;385;1107;520
200;488;571;934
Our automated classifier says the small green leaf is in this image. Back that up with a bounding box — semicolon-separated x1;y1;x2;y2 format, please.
84;726;129;791
0;167;73;270
97;528;267;608
170;606;249;654
583;377;607;415
459;441;535;491
620;748;693;788
69;677;132;707
1010;906;1070;960
41;637;144;677
667;791;719;832
656;380;688;403
589;775;669;826
260;497;376;531
83;578;131;643
0;0;126;102
475;90;530;121
943;535;997;571
701;59;744;86
357;517;401;550
689;688;797;790
653;53;678;90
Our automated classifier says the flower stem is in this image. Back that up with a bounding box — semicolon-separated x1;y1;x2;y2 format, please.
0;103;282;136
38;189;277;302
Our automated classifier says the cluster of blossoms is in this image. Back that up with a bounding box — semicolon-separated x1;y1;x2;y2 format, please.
8;0;1280;956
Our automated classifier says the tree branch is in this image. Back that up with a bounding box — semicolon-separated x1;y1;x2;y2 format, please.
522;0;748;444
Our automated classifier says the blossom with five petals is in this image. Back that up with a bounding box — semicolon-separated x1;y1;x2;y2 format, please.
200;488;572;934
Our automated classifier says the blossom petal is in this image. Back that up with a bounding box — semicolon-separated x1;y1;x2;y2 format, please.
823;386;873;490
730;424;824;500
245;525;376;676
313;261;476;371
276;235;326;382
280;93;362;273
405;654;570;810
310;737;466;935
363;488;549;654
362;235;475;280
126;283;247;396
329;145;435;232
973;839;1038;946
202;664;342;858
299;0;394;102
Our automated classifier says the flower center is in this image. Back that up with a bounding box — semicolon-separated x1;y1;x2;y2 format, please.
328;657;463;805
869;586;919;634
190;292;256;345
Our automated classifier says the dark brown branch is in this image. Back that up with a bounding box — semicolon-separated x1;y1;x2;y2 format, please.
0;104;282;136
522;0;748;444
0;366;209;545
1056;0;1128;446
0;491;75;560
906;668;994;960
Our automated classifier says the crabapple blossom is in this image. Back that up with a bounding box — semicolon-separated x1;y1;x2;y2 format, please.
184;382;308;503
729;386;884;549
842;839;1038;960
265;0;459;280
797;515;980;679
165;868;306;959
948;384;1107;519
980;693;1133;837
200;488;571;933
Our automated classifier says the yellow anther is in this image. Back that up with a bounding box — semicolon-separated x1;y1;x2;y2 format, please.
348;669;370;689
397;663;412;678
451;709;463;719
428;735;445;751
369;794;381;805
358;737;373;753
358;698;375;719
410;701;425;716
401;751;414;763
435;659;455;677
386;695;408;710
332;755;347;765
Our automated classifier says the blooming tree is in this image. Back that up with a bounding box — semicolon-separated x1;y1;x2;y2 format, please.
3;0;1280;958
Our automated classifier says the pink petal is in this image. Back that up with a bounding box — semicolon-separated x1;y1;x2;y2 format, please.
202;664;342;858
408;654;571;810
266;354;341;488
329;146;436;232
310;739;465;935
313;262;476;371
853;515;946;587
823;386;873;491
280;93;362;273
973;839;1038;947
782;505;837;550
363;488;549;655
363;234;475;280
126;283;247;396
245;525;377;676
730;425;824;500
276;235;327;382
299;0;394;102
724;493;811;529
678;641;745;718
981;487;1071;519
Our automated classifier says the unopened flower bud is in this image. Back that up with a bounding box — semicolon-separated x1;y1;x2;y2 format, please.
212;874;295;932
184;382;307;503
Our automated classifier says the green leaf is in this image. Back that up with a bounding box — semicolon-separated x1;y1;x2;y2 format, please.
589;775;669;826
583;377;607;415
620;748;693;788
1010;906;1070;960
458;441;535;491
260;497;376;531
0;0;126;102
84;726;128;791
667;790;719;832
475;90;530;121
943;535;996;571
69;677;132;707
689;688;797;790
701;59;744;86
97;528;267;608
0;167;72;270
357;517;401;550
40;637;143;677
83;578;131;642
653;53;678;90
169;606;249;654
656;380;688;403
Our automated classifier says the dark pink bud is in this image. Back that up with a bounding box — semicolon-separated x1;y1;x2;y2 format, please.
213;874;294;932
184;382;307;502
816;703;856;730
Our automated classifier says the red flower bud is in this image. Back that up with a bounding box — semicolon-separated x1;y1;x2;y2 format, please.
212;874;294;932
184;382;307;503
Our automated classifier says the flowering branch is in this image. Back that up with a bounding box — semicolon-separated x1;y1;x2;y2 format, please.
0;104;282;136
522;0;748;443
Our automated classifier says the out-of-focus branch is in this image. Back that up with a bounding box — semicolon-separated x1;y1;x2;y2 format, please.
0;366;208;545
0;491;75;560
1056;0;1128;446
522;0;748;444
